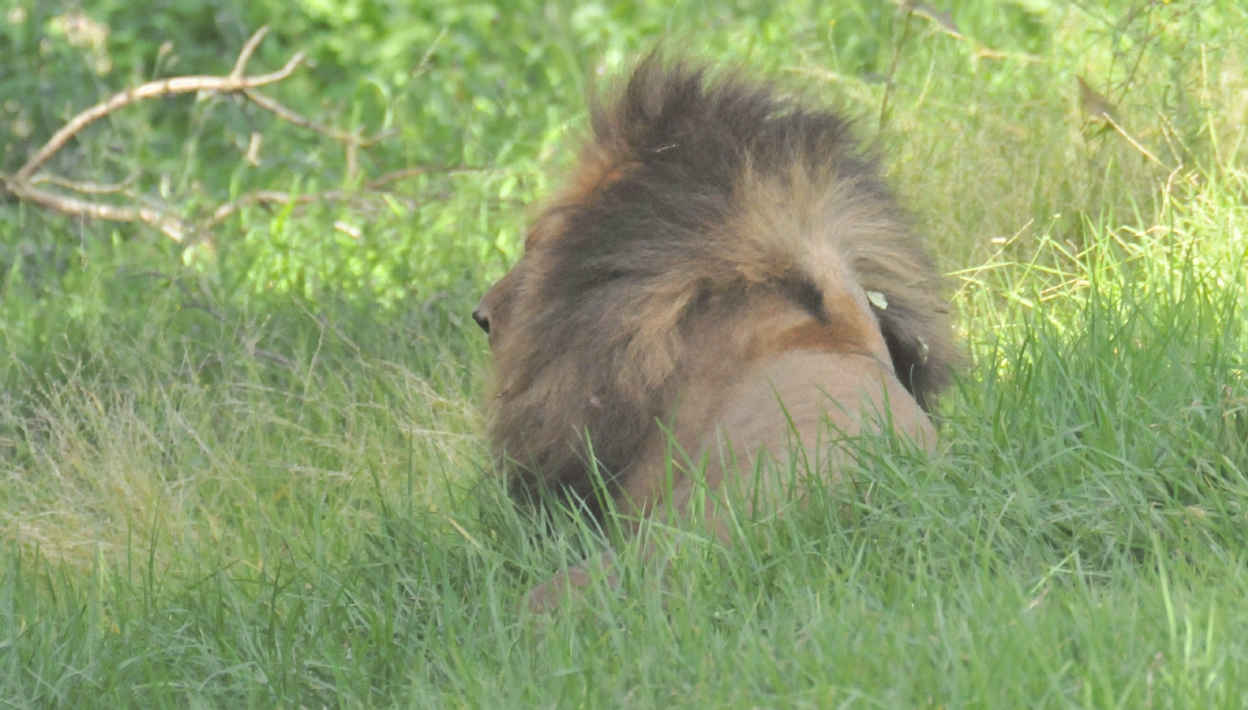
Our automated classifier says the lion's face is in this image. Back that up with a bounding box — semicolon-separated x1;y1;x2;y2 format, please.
472;210;565;356
471;260;514;348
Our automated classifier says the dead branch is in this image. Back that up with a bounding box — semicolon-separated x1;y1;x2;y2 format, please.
242;88;395;148
12;184;193;241
206;189;367;227
11;28;304;185
229;25;271;79
0;26;302;241
31;172;137;194
1105;114;1168;168
204;165;487;228
0;25;444;244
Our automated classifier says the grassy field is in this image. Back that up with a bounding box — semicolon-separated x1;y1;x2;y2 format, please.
2;1;1247;707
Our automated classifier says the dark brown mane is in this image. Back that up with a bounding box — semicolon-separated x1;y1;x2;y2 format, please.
484;56;958;519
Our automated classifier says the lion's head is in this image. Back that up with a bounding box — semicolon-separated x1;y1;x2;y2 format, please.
476;57;958;521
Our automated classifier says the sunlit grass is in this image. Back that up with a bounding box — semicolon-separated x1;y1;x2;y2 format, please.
2;1;1247;707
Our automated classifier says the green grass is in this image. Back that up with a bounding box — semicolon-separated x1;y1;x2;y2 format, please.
3;1;1248;707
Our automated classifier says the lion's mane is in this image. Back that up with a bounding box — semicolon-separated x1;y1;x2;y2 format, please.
483;57;958;521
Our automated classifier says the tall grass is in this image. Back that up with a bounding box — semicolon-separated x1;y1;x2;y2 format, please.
2;1;1247;707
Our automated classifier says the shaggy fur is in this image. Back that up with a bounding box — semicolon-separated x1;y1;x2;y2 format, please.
475;56;958;532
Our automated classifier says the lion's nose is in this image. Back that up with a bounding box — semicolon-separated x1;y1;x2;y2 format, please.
471;305;490;334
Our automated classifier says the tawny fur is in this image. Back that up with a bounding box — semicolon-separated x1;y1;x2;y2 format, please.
473;57;958;609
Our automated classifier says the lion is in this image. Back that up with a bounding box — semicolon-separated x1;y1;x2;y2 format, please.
472;57;959;612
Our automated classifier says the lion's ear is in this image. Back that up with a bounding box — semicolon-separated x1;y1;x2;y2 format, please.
872;301;954;412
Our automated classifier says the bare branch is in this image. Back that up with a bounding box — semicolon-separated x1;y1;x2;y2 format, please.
15;183;191;241
205;165;486;227
3;27;454;246
12;51;304;184
205;188;395;227
207;189;336;225
231;26;270;79
1105;115;1167;168
2;28;304;242
31;173;137;195
244;132;263;166
242;88;395;147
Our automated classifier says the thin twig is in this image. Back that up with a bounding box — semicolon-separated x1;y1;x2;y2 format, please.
206;188;397;226
13;44;303;182
413;27;447;78
1105;114;1167;168
972;47;1041;63
2;26;455;244
31;173;137;195
230;26;270;79
129;268;298;369
1;27;304;241
293;298;362;358
879;7;914;129
13;184;192;241
365;165;486;190
205;165;485;227
207;189;350;225
242;88;395;147
1155;110;1188;167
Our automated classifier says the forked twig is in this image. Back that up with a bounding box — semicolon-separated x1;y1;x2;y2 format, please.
229;25;271;79
1;26;302;241
204;165;485;227
0;25;435;243
242;89;395;148
12;29;303;185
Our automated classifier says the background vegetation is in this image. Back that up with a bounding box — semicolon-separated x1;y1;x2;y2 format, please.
2;0;1246;706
